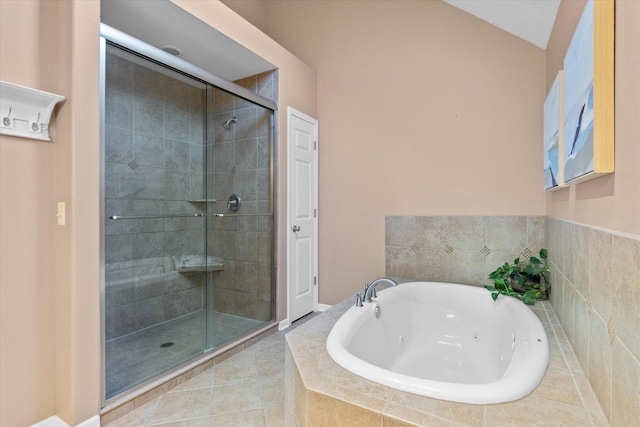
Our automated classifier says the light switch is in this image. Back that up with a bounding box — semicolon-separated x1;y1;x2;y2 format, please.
57;202;66;225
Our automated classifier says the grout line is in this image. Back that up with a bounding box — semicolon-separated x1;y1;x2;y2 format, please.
612;334;640;366
482;404;488;427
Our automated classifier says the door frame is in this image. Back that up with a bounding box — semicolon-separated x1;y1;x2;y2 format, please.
285;107;318;329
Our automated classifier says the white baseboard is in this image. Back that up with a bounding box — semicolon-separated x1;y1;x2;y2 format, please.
278;318;290;331
32;415;100;427
317;304;332;312
77;415;101;427
31;417;62;427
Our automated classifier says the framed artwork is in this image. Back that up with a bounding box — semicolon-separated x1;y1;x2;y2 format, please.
562;0;614;184
544;71;564;191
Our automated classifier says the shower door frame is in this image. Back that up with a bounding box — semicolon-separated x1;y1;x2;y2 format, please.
99;23;279;408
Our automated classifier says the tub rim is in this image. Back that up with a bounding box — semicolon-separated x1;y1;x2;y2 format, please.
326;281;550;405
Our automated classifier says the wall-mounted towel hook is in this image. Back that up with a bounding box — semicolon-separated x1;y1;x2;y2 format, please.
31;112;41;132
0;80;65;141
2;106;12;127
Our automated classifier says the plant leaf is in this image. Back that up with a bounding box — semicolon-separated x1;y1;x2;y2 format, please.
524;265;542;275
522;290;537;305
488;249;550;304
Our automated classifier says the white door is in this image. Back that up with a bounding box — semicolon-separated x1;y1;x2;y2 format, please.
287;107;318;323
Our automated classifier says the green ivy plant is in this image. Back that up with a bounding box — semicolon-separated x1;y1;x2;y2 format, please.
486;249;551;305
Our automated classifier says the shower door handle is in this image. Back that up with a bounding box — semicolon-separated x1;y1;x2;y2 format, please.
292;225;301;233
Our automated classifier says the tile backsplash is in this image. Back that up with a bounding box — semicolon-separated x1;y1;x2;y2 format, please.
385;215;545;286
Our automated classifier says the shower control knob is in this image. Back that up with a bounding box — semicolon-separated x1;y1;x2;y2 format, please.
227;194;241;212
292;225;301;232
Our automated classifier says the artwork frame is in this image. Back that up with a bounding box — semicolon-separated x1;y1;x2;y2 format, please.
544;71;564;191
562;0;614;185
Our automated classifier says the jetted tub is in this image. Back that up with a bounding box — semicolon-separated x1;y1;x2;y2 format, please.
326;281;549;404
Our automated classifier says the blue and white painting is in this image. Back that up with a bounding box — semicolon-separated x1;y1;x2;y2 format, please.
563;0;595;182
544;72;562;190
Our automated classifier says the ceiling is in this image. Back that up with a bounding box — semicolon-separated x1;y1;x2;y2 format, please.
443;0;561;49
101;0;561;84
101;0;275;81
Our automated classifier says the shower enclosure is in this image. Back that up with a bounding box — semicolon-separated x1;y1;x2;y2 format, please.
101;38;276;400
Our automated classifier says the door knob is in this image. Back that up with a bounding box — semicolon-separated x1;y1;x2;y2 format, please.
292;225;301;232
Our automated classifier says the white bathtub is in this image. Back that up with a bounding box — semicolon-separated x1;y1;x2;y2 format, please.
326;281;549;404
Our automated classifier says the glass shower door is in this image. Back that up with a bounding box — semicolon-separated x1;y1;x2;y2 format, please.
205;84;275;349
102;40;277;402
103;43;209;399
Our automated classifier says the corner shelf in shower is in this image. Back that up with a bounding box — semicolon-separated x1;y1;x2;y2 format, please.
175;255;224;273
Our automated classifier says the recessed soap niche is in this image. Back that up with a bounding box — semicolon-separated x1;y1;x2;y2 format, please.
0;80;65;141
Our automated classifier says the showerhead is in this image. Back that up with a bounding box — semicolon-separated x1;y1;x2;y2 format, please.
221;117;237;130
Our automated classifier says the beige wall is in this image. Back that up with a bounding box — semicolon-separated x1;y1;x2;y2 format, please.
0;1;58;424
0;0;101;425
261;0;546;304
219;0;269;34
546;0;640;235
59;1;102;423
164;1;319;321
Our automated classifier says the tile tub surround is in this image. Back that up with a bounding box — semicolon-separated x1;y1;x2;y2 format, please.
545;218;640;426
385;216;545;287
285;297;608;426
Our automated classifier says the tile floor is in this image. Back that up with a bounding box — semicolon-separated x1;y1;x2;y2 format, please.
106;310;262;398
104;313;319;426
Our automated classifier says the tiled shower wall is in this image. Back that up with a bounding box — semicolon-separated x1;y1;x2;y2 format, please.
207;71;277;322
385;216;545;286
546;218;640;426
104;49;207;340
104;46;278;338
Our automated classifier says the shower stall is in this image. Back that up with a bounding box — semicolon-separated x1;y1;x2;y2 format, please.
101;31;277;401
